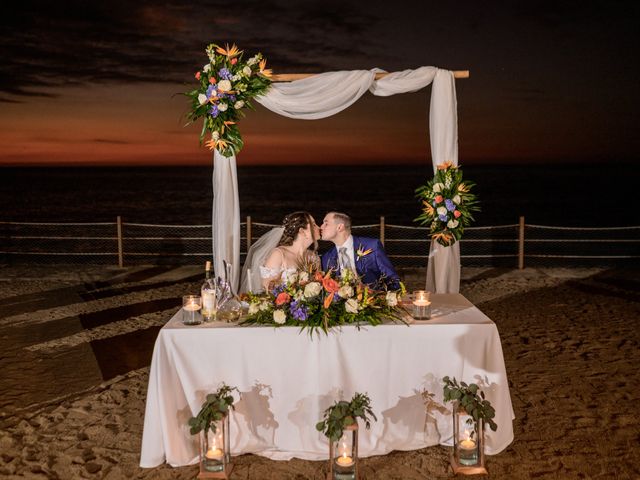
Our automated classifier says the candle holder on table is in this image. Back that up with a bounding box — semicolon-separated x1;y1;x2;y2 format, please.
412;290;431;319
182;295;203;325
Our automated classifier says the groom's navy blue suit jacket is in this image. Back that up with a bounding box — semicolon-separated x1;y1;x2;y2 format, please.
321;236;400;290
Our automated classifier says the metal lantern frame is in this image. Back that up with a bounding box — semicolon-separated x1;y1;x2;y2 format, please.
450;401;487;475
198;413;234;479
327;422;359;480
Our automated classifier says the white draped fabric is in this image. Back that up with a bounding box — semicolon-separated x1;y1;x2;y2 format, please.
212;66;460;292
212;150;240;288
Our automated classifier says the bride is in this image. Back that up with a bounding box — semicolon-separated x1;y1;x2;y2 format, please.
239;211;320;293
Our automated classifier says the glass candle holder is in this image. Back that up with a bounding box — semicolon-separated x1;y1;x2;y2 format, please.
329;424;358;480
412;290;431;319
182;295;203;325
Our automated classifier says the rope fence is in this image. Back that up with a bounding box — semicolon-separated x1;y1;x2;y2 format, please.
1;216;638;268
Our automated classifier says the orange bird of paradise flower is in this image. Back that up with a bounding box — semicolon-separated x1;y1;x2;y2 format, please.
205;137;228;151
221;121;235;135
437;161;455;170
323;292;334;309
259;58;273;77
216;43;242;58
423;202;435;216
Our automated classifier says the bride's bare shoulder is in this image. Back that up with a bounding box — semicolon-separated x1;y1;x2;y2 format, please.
263;247;285;269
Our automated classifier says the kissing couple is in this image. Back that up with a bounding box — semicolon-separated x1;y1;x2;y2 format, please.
239;211;400;293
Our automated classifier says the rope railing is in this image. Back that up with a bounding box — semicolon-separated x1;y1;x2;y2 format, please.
1;216;638;267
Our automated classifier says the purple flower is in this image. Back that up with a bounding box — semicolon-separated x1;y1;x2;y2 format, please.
438;214;448;222
228;94;236;103
218;68;232;80
290;300;308;321
208;104;219;117
206;85;217;98
445;199;455;212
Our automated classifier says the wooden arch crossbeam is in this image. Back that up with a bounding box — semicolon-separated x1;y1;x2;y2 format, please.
271;70;469;82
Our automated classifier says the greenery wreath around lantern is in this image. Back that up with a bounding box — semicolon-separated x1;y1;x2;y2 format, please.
316;392;377;442
188;383;240;435
442;376;497;434
415;162;480;246
185;43;272;157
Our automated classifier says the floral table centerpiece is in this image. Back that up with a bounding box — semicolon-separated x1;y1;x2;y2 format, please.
415;162;479;246
185;43;272;156
241;267;406;336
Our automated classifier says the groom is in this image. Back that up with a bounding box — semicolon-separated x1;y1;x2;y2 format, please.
320;211;400;290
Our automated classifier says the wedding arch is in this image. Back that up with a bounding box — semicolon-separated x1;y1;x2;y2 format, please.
210;67;469;294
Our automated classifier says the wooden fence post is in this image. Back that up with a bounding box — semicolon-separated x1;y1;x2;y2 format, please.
246;216;252;250
518;216;525;270
117;216;124;268
380;216;385;245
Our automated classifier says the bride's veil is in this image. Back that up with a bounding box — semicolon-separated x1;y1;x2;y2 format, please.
239;227;284;293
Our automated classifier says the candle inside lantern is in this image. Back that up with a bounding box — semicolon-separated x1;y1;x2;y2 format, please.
336;453;354;467
205;447;223;460
458;429;478;466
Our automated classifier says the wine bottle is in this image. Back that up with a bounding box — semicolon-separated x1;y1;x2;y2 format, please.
201;261;217;321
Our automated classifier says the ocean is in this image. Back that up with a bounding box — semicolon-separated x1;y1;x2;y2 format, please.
1;163;638;227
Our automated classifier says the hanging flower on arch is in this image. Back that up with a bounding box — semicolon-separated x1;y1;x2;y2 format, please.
185;43;272;157
414;163;480;247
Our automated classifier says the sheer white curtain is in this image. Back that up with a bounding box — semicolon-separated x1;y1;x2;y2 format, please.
212;67;460;293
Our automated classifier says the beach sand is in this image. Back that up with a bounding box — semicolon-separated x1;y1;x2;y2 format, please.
0;265;638;479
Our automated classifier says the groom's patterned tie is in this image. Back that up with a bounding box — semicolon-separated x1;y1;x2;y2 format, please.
339;247;351;272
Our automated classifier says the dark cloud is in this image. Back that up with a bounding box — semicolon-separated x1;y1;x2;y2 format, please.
0;0;382;99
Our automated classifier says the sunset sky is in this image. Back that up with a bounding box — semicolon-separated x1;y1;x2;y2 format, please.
1;1;638;166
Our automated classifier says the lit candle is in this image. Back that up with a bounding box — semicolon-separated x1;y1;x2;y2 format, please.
412;299;431;307
205;447;223;460
459;438;476;450
336;453;354;467
184;302;201;312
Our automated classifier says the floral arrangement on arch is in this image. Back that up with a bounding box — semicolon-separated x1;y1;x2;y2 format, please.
185;43;272;157
415;162;480;246
240;266;406;336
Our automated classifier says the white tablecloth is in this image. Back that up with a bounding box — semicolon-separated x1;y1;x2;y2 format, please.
140;294;514;468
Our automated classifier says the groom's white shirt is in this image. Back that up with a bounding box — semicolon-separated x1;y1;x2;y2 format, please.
335;235;355;271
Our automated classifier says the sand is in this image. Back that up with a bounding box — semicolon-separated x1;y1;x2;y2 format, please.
0;265;639;479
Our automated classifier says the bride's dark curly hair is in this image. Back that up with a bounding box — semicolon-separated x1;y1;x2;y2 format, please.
278;211;317;250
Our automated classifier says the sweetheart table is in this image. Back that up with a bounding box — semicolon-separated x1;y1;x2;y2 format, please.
140;293;514;468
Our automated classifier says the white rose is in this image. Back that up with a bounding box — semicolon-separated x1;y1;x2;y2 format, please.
386;291;398;307
338;285;353;299
273;310;287;324
217;79;232;92
234;100;245;109
218;103;228;112
437;206;448;216
447;219;459;228
203;64;211;72
433;183;444;193
242;66;252;76
453;194;461;205
198;93;208;105
285;270;298;284
248;302;259;315
298;271;309;283
304;282;322;298
345;298;359;313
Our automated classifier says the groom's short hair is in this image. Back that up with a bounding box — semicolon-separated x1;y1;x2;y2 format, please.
331;212;351;232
